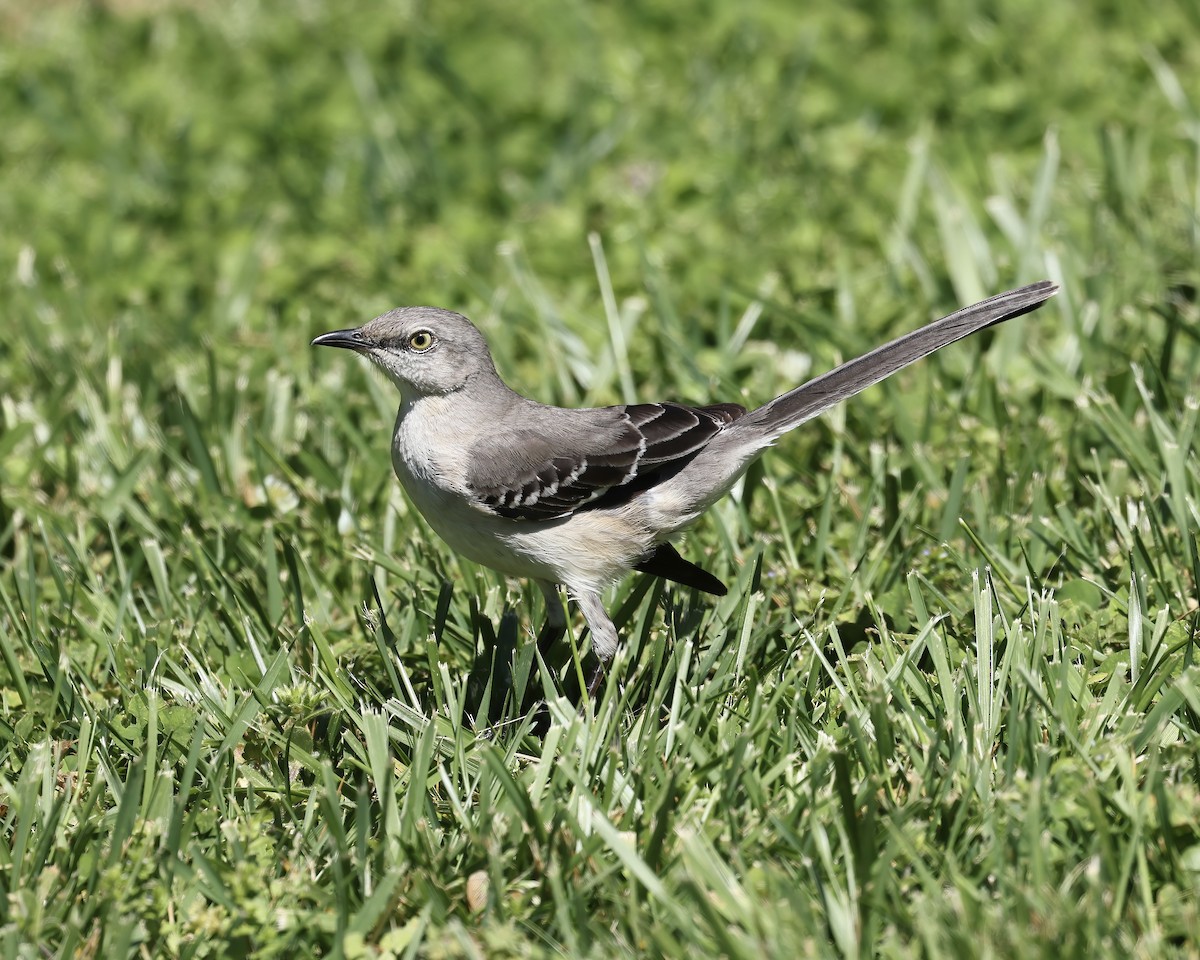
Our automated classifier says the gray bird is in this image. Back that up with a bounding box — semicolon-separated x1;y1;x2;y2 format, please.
313;281;1057;698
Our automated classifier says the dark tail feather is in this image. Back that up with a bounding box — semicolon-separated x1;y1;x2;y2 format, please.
738;281;1059;440
635;542;728;596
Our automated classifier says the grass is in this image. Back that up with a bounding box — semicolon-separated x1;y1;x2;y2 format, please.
2;0;1200;956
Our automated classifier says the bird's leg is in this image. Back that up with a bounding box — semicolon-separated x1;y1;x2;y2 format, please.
576;590;618;700
585;662;606;699
535;579;567;659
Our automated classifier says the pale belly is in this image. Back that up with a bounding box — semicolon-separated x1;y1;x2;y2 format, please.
390;435;650;590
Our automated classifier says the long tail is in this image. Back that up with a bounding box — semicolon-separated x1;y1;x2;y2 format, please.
735;281;1058;440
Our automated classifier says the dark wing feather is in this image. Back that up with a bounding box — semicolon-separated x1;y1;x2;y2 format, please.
467;401;746;521
634;542;728;595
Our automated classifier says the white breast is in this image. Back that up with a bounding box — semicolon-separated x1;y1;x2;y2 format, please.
388;400;549;579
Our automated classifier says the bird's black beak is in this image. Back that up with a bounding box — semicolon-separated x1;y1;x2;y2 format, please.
311;328;368;351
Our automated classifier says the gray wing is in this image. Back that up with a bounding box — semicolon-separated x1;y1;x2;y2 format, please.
466;401;746;521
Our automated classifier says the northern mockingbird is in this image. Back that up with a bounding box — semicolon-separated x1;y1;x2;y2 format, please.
314;281;1057;698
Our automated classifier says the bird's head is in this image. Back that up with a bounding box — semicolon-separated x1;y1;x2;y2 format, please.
312;306;498;397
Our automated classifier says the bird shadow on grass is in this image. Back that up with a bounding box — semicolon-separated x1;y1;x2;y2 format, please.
461;606;595;737
371;571;903;740
459;574;728;737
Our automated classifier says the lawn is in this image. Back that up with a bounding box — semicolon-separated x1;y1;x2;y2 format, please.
2;1;1200;957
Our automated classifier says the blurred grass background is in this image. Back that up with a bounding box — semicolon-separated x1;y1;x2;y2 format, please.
2;1;1200;957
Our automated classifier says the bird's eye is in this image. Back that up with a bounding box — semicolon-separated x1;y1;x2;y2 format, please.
408;330;435;352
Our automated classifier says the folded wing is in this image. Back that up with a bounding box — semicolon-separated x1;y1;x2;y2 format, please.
466;401;745;521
